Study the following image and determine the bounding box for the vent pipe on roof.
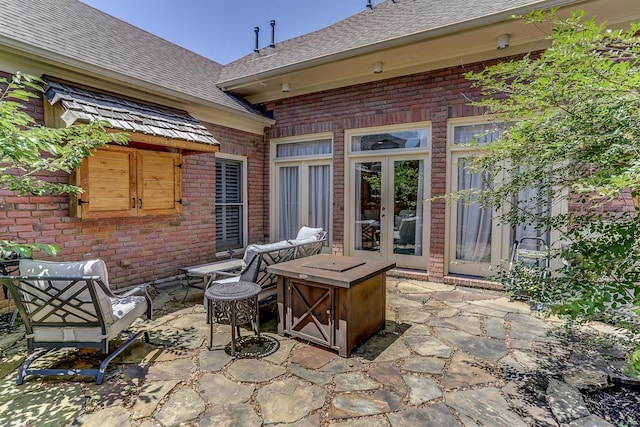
[253,26,261,58]
[366,0,372,9]
[269,20,276,49]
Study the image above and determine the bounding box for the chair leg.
[17,348,53,385]
[96,331,143,384]
[16,331,144,385]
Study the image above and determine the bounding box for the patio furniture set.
[0,226,395,385]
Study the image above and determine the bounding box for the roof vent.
[366,0,372,9]
[252,26,261,58]
[269,20,276,49]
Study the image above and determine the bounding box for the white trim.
[344,123,431,269]
[346,122,432,156]
[445,116,568,277]
[215,153,248,250]
[269,133,334,246]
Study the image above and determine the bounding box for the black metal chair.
[1,259,152,384]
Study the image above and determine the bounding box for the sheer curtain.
[278,166,299,240]
[275,139,332,241]
[452,123,506,263]
[456,159,492,262]
[308,165,330,244]
[414,160,424,256]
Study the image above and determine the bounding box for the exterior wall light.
[281,82,290,92]
[373,61,383,74]
[497,34,510,50]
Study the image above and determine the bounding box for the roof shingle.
[0,0,262,117]
[45,81,220,146]
[219,0,569,84]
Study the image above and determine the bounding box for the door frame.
[344,123,431,269]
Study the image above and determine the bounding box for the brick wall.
[263,61,491,279]
[0,73,266,311]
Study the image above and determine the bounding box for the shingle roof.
[45,82,220,146]
[0,0,262,117]
[219,0,569,84]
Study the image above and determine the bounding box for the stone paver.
[441,352,500,390]
[75,406,131,427]
[256,377,326,424]
[0,277,632,426]
[132,380,180,419]
[331,390,403,418]
[387,403,461,427]
[198,372,254,404]
[435,327,508,363]
[446,388,528,427]
[403,374,442,405]
[154,388,206,426]
[334,372,381,392]
[199,404,262,427]
[226,358,286,382]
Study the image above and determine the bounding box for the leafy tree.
[0,72,128,257]
[460,10,640,327]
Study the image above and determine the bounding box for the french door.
[349,155,428,269]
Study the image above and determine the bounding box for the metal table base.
[205,281,261,357]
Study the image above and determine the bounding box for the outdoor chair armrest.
[103,282,153,320]
[209,270,241,278]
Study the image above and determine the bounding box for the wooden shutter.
[76,146,137,218]
[137,150,182,216]
[71,146,182,218]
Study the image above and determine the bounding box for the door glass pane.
[278,166,300,240]
[393,160,423,256]
[511,185,551,251]
[455,158,492,262]
[351,130,428,152]
[308,165,330,245]
[354,162,381,252]
[276,139,332,158]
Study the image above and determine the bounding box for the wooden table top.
[267,254,395,288]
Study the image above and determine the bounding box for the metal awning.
[44,81,219,148]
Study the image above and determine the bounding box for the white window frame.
[445,116,565,277]
[215,153,247,255]
[270,133,333,245]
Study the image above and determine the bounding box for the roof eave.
[217,0,583,90]
[0,35,274,127]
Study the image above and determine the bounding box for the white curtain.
[278,166,299,240]
[354,163,364,249]
[456,159,492,262]
[414,160,424,256]
[453,123,506,263]
[308,165,330,244]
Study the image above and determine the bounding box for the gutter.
[218,0,585,89]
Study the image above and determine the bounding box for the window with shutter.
[215,158,244,251]
[72,145,182,218]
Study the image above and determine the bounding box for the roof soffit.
[220,0,639,103]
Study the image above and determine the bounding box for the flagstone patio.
[0,277,629,426]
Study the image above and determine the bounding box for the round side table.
[204,281,261,357]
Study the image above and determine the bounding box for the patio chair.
[1,259,152,385]
[207,227,327,305]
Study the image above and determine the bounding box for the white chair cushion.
[241,240,293,281]
[295,226,323,240]
[19,259,115,323]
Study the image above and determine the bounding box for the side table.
[204,281,261,357]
